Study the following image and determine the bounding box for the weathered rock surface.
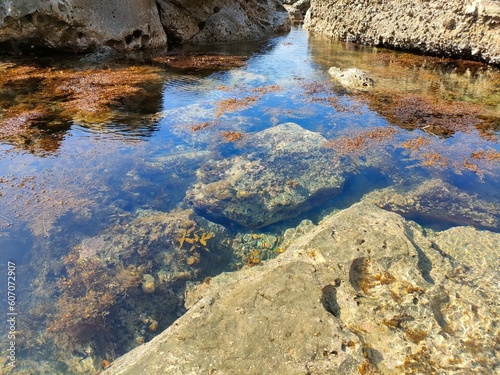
[328,67,374,90]
[185,122,344,228]
[362,178,500,230]
[103,202,500,374]
[283,0,310,21]
[0,0,167,52]
[156,0,291,44]
[304,0,500,64]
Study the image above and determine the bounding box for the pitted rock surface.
[328,67,374,90]
[305,0,500,64]
[103,202,500,374]
[156,0,291,44]
[0,0,167,52]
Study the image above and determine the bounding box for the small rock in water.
[328,67,374,90]
[142,274,156,294]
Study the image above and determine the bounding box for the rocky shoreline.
[0,0,290,52]
[2,1,499,65]
[304,0,500,65]
[102,202,500,374]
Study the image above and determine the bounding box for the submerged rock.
[156,0,291,44]
[328,67,374,90]
[283,0,310,22]
[103,202,500,374]
[0,0,167,52]
[185,122,344,228]
[362,178,500,230]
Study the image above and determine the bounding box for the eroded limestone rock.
[185,122,344,228]
[0,0,167,52]
[156,0,291,44]
[283,0,310,21]
[103,202,500,374]
[305,0,500,64]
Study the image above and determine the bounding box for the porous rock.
[0,0,167,52]
[103,202,500,374]
[304,0,500,64]
[185,122,344,228]
[328,66,374,90]
[156,0,291,44]
[283,0,310,21]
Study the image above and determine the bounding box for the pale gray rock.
[328,67,374,90]
[304,0,500,64]
[0,0,167,52]
[103,202,500,374]
[185,122,344,228]
[156,0,291,44]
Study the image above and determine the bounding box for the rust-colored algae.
[359,90,498,139]
[152,53,246,71]
[214,96,258,117]
[0,62,162,152]
[327,127,397,156]
[221,130,243,142]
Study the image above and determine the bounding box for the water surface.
[0,26,499,373]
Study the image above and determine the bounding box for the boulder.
[156,0,291,44]
[0,0,167,52]
[328,67,374,90]
[185,122,344,228]
[304,0,500,64]
[102,202,500,374]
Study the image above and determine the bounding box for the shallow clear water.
[0,26,499,373]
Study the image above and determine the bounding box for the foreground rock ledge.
[304,0,500,64]
[103,202,500,374]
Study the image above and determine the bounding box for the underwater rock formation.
[156,0,291,44]
[362,178,500,230]
[304,0,500,64]
[185,122,345,228]
[102,202,500,374]
[0,0,167,52]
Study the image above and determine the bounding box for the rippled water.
[0,26,499,373]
